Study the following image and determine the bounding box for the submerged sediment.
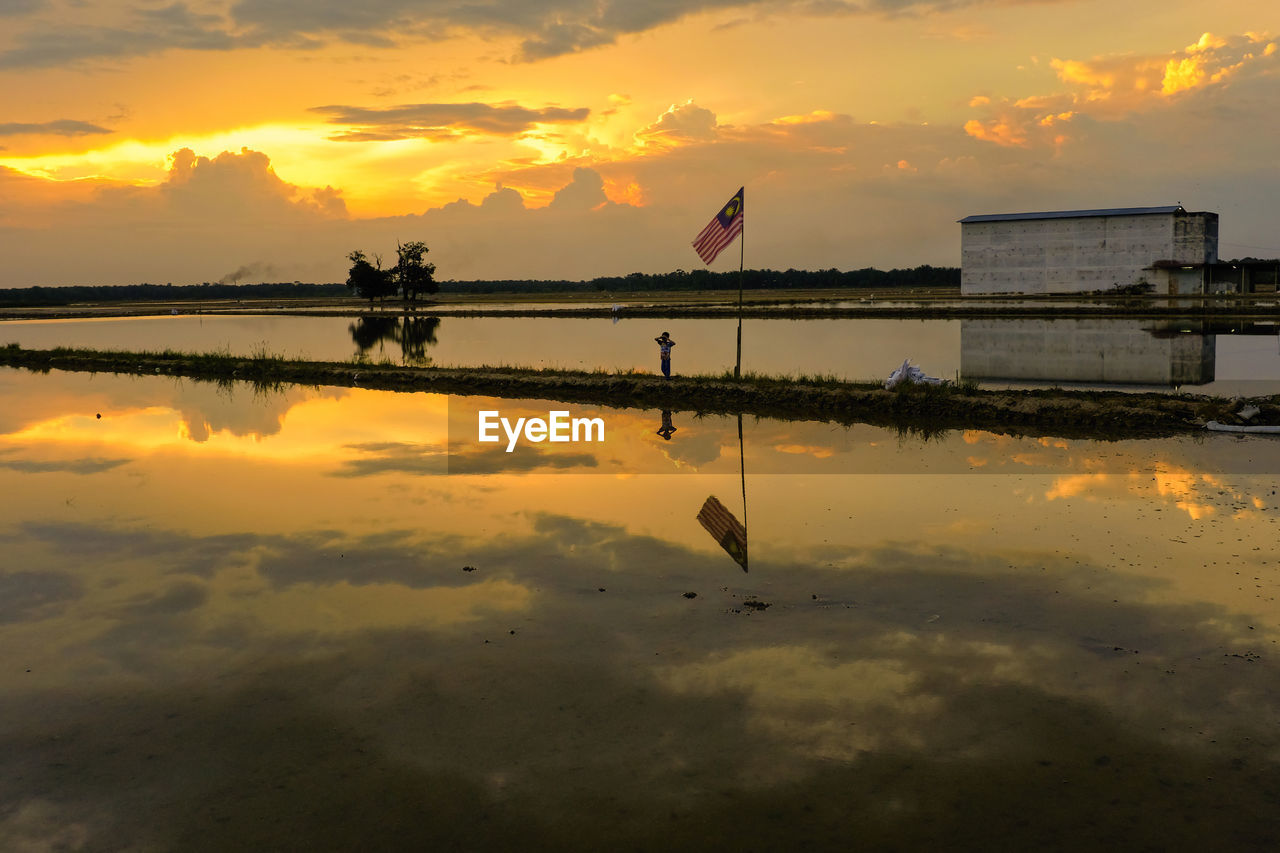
[2,344,1276,439]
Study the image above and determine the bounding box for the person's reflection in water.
[657,410,677,440]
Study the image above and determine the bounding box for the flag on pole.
[691,187,744,265]
[696,495,748,571]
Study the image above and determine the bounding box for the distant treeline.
[0,282,349,307]
[441,266,959,294]
[0,266,958,305]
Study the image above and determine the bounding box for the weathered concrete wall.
[960,212,1217,295]
[960,318,1216,386]
[1173,212,1218,264]
[1162,266,1205,296]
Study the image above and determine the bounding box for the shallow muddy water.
[5,313,1280,394]
[2,367,1279,849]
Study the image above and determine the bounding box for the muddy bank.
[4,303,1280,322]
[3,344,1276,439]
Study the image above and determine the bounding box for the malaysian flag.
[696,495,748,572]
[691,187,744,265]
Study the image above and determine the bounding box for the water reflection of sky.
[3,368,1280,849]
[7,313,1280,394]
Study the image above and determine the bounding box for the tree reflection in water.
[349,315,441,365]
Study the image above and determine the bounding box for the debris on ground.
[884,358,944,390]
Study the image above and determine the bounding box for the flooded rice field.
[2,366,1279,849]
[4,313,1280,395]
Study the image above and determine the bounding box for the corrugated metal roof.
[958,205,1185,224]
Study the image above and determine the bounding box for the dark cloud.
[332,441,449,477]
[244,513,720,589]
[249,527,562,589]
[22,521,263,578]
[5,504,1280,851]
[0,3,244,69]
[228,0,764,60]
[229,0,435,36]
[0,455,131,474]
[0,0,46,16]
[0,570,82,624]
[0,120,112,137]
[310,102,591,142]
[0,0,1016,68]
[449,445,600,474]
[117,579,208,618]
[507,0,993,59]
[331,440,600,476]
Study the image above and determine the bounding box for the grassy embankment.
[3,343,1273,439]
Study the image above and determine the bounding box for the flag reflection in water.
[696,495,748,572]
[696,411,748,571]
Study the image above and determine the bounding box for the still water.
[2,367,1279,849]
[6,313,1280,393]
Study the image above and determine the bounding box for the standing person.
[654,331,676,378]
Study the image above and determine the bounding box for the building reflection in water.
[960,318,1216,387]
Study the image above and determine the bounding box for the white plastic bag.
[884,358,943,389]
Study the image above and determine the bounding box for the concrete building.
[959,206,1218,295]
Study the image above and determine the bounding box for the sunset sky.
[1,0,1277,286]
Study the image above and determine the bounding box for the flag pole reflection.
[696,413,748,572]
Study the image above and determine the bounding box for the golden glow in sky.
[1,1,1278,284]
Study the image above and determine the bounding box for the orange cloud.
[634,101,719,150]
[603,178,647,206]
[772,443,837,458]
[962,117,1028,148]
[0,147,345,230]
[772,110,840,126]
[966,31,1278,150]
[1037,464,1268,522]
[1048,32,1271,108]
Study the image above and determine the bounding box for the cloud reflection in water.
[3,369,1280,848]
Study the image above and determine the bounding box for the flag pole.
[735,201,744,379]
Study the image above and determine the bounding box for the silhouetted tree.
[346,250,395,302]
[394,241,437,303]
